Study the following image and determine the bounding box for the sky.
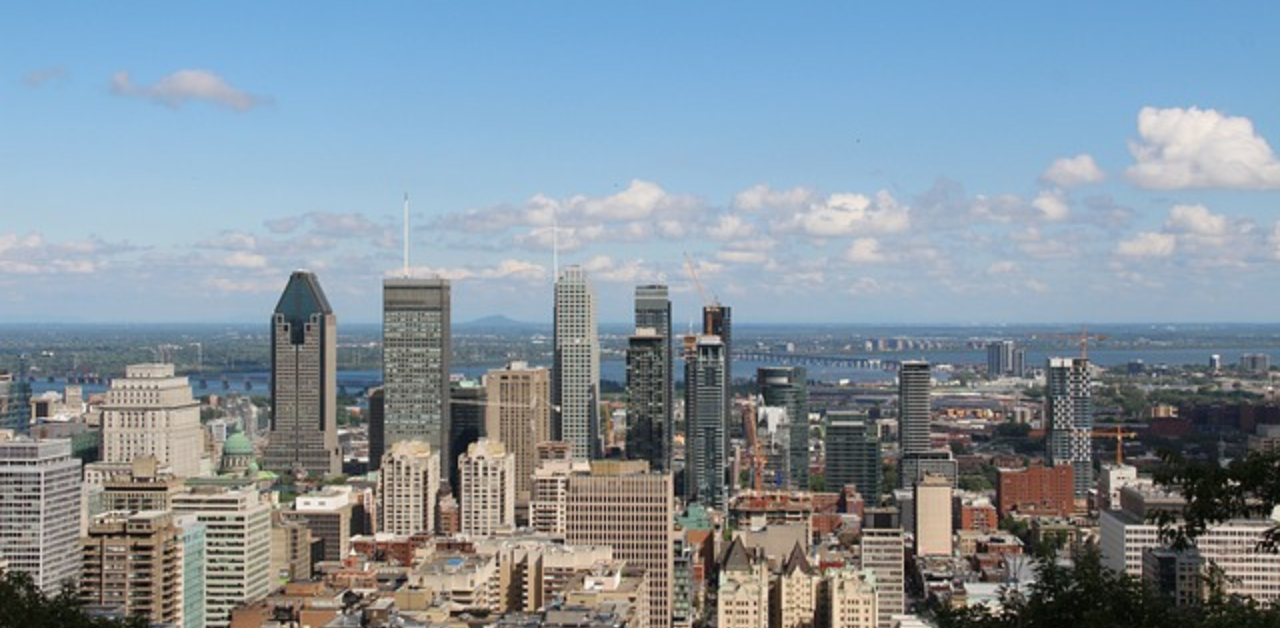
[2,3,1279,325]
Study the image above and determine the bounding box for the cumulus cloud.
[707,214,756,241]
[1116,232,1177,258]
[1031,190,1070,222]
[110,69,267,111]
[1126,106,1280,189]
[1041,154,1105,187]
[1165,204,1229,237]
[844,238,887,264]
[23,66,68,88]
[784,190,910,237]
[220,251,269,269]
[732,184,814,212]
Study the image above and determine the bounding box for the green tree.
[0,570,149,628]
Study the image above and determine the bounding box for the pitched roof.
[721,536,755,572]
[782,541,812,576]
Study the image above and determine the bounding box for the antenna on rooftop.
[552,204,560,282]
[403,193,410,278]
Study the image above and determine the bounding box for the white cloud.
[787,190,910,237]
[1165,204,1228,236]
[110,69,267,111]
[844,238,887,263]
[1126,106,1280,189]
[987,261,1020,274]
[1116,232,1177,258]
[1041,154,1105,187]
[715,250,771,265]
[1031,190,1070,222]
[220,251,268,268]
[707,214,756,241]
[732,184,814,212]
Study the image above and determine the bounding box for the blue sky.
[2,3,1279,324]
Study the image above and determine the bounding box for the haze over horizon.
[3,4,1279,325]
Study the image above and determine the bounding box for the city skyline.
[3,4,1280,324]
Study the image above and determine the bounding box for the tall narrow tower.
[553,266,600,460]
[1046,357,1093,498]
[702,304,734,438]
[758,366,809,490]
[897,360,934,488]
[628,284,672,472]
[684,334,727,510]
[381,277,451,478]
[264,271,341,478]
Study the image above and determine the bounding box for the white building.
[460,438,515,537]
[171,487,272,628]
[1098,463,1143,511]
[379,439,440,536]
[860,528,905,628]
[100,363,205,478]
[0,437,82,593]
[553,266,601,460]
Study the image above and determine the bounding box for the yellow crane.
[1091,427,1138,465]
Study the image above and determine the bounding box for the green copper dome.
[224,432,254,456]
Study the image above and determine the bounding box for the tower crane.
[1039,327,1110,360]
[1090,427,1138,465]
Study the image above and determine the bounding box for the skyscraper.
[381,278,451,478]
[171,487,271,628]
[378,440,440,535]
[449,380,486,496]
[0,368,31,434]
[824,411,881,499]
[0,437,81,593]
[684,334,727,510]
[632,284,672,464]
[80,510,190,626]
[758,366,809,490]
[485,362,551,505]
[459,438,515,537]
[263,271,341,478]
[1046,357,1093,498]
[986,340,1016,377]
[553,266,600,460]
[897,360,938,488]
[703,304,734,438]
[100,363,204,478]
[627,330,670,472]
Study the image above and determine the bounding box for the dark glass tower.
[824,411,881,499]
[382,278,451,478]
[628,285,672,472]
[702,305,733,439]
[264,271,341,478]
[758,366,809,490]
[684,335,726,510]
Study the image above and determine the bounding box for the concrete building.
[378,439,440,536]
[996,464,1075,518]
[684,335,727,509]
[460,438,516,537]
[269,514,312,584]
[1098,463,1140,511]
[0,437,82,593]
[824,411,880,499]
[1045,357,1093,498]
[284,487,354,563]
[263,271,342,478]
[758,366,810,491]
[631,284,673,472]
[859,528,905,628]
[914,473,953,557]
[828,566,880,628]
[100,363,204,478]
[531,458,590,538]
[566,460,674,628]
[171,487,272,628]
[553,266,601,460]
[97,455,185,514]
[381,277,451,478]
[81,510,187,626]
[718,537,769,628]
[485,362,552,505]
[774,543,817,628]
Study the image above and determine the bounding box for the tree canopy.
[0,571,149,628]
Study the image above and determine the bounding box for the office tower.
[1045,357,1093,498]
[530,458,589,538]
[0,437,81,593]
[0,369,32,434]
[566,461,674,628]
[827,566,880,628]
[897,360,935,489]
[684,335,727,510]
[378,439,440,535]
[824,411,881,499]
[176,515,206,628]
[702,304,734,438]
[382,277,451,478]
[367,387,385,471]
[81,510,187,626]
[914,473,953,557]
[717,538,769,628]
[450,380,486,495]
[99,456,185,513]
[1012,347,1026,378]
[100,363,204,478]
[485,362,551,504]
[627,330,671,471]
[553,266,601,459]
[284,488,354,563]
[459,438,515,537]
[758,366,810,490]
[171,487,271,628]
[263,271,341,478]
[986,340,1016,377]
[859,528,904,628]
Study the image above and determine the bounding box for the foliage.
[1153,448,1280,552]
[994,421,1031,439]
[0,570,149,628]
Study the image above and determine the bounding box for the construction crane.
[683,252,718,308]
[1091,427,1138,465]
[742,398,767,493]
[1039,327,1111,360]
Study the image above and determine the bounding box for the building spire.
[403,193,410,278]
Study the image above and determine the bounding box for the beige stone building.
[717,537,770,628]
[100,363,204,478]
[530,458,590,538]
[828,566,880,628]
[859,528,905,628]
[460,438,515,537]
[485,362,551,506]
[378,439,440,535]
[774,544,817,628]
[81,510,184,625]
[914,473,953,557]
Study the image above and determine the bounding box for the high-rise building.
[381,277,451,478]
[985,340,1016,377]
[263,271,341,478]
[684,335,727,510]
[627,330,671,472]
[859,528,904,628]
[284,488,354,563]
[0,370,32,434]
[100,363,204,478]
[0,437,81,593]
[175,515,206,628]
[80,510,187,626]
[565,461,673,628]
[449,380,486,495]
[553,266,601,460]
[1045,357,1093,498]
[897,360,935,489]
[171,487,271,628]
[914,473,953,557]
[378,439,440,535]
[459,438,515,537]
[824,411,881,499]
[703,305,734,438]
[759,366,810,490]
[366,387,385,471]
[485,362,551,504]
[530,458,589,538]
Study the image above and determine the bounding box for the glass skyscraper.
[382,277,451,477]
